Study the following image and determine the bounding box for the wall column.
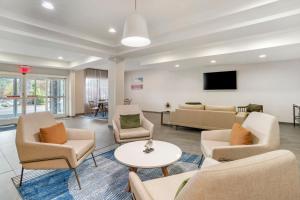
[68,71,76,117]
[108,57,125,125]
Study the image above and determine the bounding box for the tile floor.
[0,113,299,200]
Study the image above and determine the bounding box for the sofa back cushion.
[175,150,300,200]
[40,122,67,144]
[205,105,236,112]
[179,104,205,110]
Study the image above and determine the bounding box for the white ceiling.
[0,0,299,70]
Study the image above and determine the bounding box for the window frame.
[0,71,68,121]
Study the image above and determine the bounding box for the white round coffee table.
[115,140,182,177]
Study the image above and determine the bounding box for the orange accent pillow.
[40,122,67,144]
[230,123,253,145]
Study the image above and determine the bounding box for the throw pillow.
[230,123,253,145]
[120,114,140,129]
[175,178,189,198]
[40,122,67,144]
[247,104,263,112]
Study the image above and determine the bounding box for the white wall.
[108,61,125,125]
[125,60,300,123]
[0,63,70,76]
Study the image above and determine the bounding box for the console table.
[293,104,300,127]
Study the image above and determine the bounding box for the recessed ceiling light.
[42,1,54,10]
[259,54,267,58]
[58,56,63,60]
[108,27,117,33]
[210,60,216,64]
[175,64,180,68]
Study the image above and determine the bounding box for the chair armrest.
[21,142,77,168]
[212,144,270,161]
[112,119,121,143]
[141,117,154,138]
[201,158,220,169]
[66,128,95,140]
[129,172,153,200]
[201,129,231,142]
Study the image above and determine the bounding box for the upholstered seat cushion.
[201,140,230,157]
[143,170,197,200]
[119,127,150,139]
[64,140,94,159]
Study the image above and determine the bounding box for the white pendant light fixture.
[121,0,151,47]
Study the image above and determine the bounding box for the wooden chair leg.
[91,153,97,167]
[19,167,24,187]
[73,168,81,190]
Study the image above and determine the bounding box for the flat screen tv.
[203,71,237,90]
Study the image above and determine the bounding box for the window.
[26,79,47,113]
[0,75,66,119]
[0,77,21,118]
[85,69,108,105]
[48,79,65,114]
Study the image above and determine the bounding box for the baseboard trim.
[142,110,161,113]
[279,122,298,125]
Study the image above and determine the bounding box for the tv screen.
[203,71,237,90]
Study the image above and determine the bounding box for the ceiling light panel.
[42,1,55,10]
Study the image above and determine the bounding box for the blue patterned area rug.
[0,124,16,132]
[12,148,201,200]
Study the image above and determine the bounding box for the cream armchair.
[16,112,97,189]
[200,112,280,163]
[129,150,300,200]
[112,105,154,143]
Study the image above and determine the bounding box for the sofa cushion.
[39,122,67,144]
[120,114,140,129]
[205,105,236,112]
[119,127,150,139]
[64,140,94,159]
[179,104,205,110]
[143,170,197,200]
[230,123,253,145]
[201,140,230,157]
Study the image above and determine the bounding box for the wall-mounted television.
[203,71,237,90]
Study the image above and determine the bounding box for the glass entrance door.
[0,75,66,119]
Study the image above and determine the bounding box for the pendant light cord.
[135,0,137,11]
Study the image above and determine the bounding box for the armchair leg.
[198,154,204,168]
[73,168,81,190]
[91,153,97,167]
[19,167,24,187]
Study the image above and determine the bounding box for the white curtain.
[85,68,108,111]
